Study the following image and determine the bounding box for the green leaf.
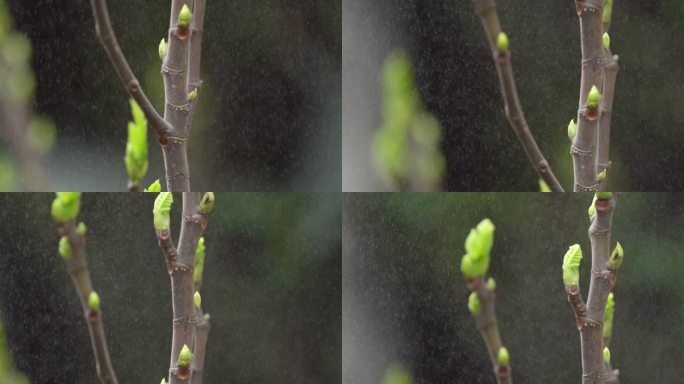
[200,192,215,214]
[153,192,173,232]
[125,99,149,183]
[144,179,162,192]
[609,242,624,269]
[539,179,551,192]
[562,244,582,287]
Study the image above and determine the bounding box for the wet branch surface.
[565,195,618,384]
[57,221,119,384]
[467,277,512,384]
[89,0,207,191]
[471,0,564,192]
[156,193,207,384]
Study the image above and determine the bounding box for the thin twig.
[186,0,207,133]
[88,0,170,137]
[467,277,512,384]
[471,0,564,192]
[597,3,619,191]
[191,309,210,384]
[571,0,606,191]
[57,221,119,384]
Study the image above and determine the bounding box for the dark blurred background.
[0,193,341,384]
[5,0,340,191]
[343,193,684,383]
[343,0,684,191]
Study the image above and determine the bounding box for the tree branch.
[186,0,207,132]
[470,0,564,192]
[467,277,512,384]
[88,0,170,137]
[597,2,619,191]
[57,220,119,384]
[571,0,606,191]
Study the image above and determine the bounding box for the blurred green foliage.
[382,364,413,384]
[374,51,445,191]
[0,319,29,384]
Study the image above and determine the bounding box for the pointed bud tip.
[158,38,168,60]
[567,119,577,142]
[194,291,202,309]
[603,347,611,364]
[178,344,193,367]
[603,32,610,50]
[587,85,602,109]
[178,4,193,28]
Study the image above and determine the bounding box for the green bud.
[194,237,205,284]
[597,169,607,182]
[178,4,192,28]
[58,236,71,260]
[497,347,510,366]
[188,88,198,101]
[204,313,211,322]
[461,219,495,278]
[486,277,496,291]
[539,179,551,193]
[612,54,619,62]
[603,347,611,364]
[199,192,215,214]
[596,192,612,200]
[125,99,149,183]
[609,242,624,269]
[496,32,509,53]
[562,244,582,287]
[467,291,480,316]
[587,85,602,109]
[153,192,174,232]
[88,291,101,311]
[160,379,168,384]
[604,292,615,339]
[194,291,202,309]
[144,179,161,192]
[51,192,81,223]
[603,32,610,50]
[567,119,577,142]
[158,38,168,60]
[588,195,597,220]
[76,222,87,236]
[178,344,192,367]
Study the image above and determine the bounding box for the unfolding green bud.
[603,32,610,50]
[539,179,551,192]
[88,291,101,311]
[178,4,192,28]
[467,291,480,315]
[486,277,496,291]
[604,292,615,339]
[188,88,198,101]
[144,179,161,192]
[194,291,202,309]
[562,244,582,287]
[199,192,215,214]
[158,38,168,60]
[609,242,624,269]
[461,219,495,278]
[603,347,611,364]
[125,99,149,183]
[587,85,602,109]
[58,236,71,260]
[194,237,205,284]
[51,192,81,223]
[153,192,174,232]
[588,195,597,220]
[76,222,87,236]
[597,169,607,182]
[496,32,509,53]
[178,344,192,367]
[596,192,612,200]
[567,119,577,142]
[497,347,510,367]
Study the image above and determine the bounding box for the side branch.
[471,0,564,192]
[597,57,619,191]
[89,0,170,136]
[58,221,119,384]
[467,277,512,384]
